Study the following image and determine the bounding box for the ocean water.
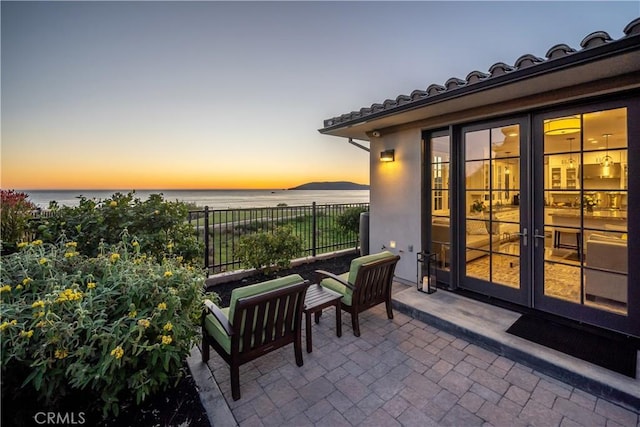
[22,189,370,210]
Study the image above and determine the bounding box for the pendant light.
[567,137,575,166]
[600,133,613,177]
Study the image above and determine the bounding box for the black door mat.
[506,314,638,378]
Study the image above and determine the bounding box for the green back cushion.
[228,274,304,324]
[347,251,396,284]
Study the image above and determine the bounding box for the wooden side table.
[303,284,342,353]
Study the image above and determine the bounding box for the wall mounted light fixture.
[380,149,395,162]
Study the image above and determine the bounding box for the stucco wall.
[369,128,422,283]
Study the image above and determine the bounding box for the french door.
[458,118,531,306]
[449,101,637,336]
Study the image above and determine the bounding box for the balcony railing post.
[312,202,317,257]
[204,206,210,272]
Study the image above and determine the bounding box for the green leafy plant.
[30,192,203,265]
[235,226,303,273]
[0,236,217,418]
[1,190,37,252]
[336,206,368,235]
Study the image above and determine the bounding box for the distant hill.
[288,181,369,191]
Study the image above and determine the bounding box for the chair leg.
[294,337,304,367]
[230,363,241,401]
[385,300,394,320]
[201,337,210,362]
[352,313,361,337]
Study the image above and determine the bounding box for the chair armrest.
[315,270,355,291]
[204,299,234,336]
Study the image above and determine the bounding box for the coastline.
[22,189,370,210]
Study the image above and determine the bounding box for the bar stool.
[553,228,582,259]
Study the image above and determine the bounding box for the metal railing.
[188,202,369,274]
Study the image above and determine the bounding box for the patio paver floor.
[195,283,640,426]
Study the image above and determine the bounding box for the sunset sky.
[2,1,638,190]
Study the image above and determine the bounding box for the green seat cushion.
[204,307,232,354]
[228,274,304,324]
[347,251,396,285]
[320,272,352,306]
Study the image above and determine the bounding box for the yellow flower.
[132,241,140,247]
[39,257,48,265]
[0,322,10,331]
[22,277,32,286]
[176,256,184,263]
[55,288,83,303]
[20,330,34,338]
[110,346,124,359]
[34,311,45,318]
[138,319,150,328]
[110,201,118,207]
[64,251,76,258]
[128,310,137,318]
[32,240,43,246]
[86,282,96,289]
[32,300,46,309]
[10,320,17,325]
[166,242,174,250]
[15,284,23,291]
[17,242,28,248]
[161,335,172,345]
[164,271,173,278]
[163,322,173,332]
[36,321,47,328]
[110,253,120,263]
[157,302,167,311]
[0,285,11,293]
[65,242,78,248]
[54,349,68,359]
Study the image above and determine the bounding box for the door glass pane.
[431,135,450,271]
[542,108,628,315]
[464,124,521,289]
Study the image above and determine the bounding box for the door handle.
[516,227,528,247]
[533,229,545,248]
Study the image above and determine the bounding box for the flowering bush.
[30,191,202,265]
[1,190,37,252]
[0,236,218,417]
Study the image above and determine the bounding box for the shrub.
[30,192,203,265]
[336,206,368,235]
[0,236,217,418]
[235,226,303,273]
[1,190,37,252]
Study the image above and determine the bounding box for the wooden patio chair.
[316,251,400,337]
[201,274,310,400]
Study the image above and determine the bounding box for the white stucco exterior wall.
[369,128,423,283]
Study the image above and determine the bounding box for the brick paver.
[204,304,640,426]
